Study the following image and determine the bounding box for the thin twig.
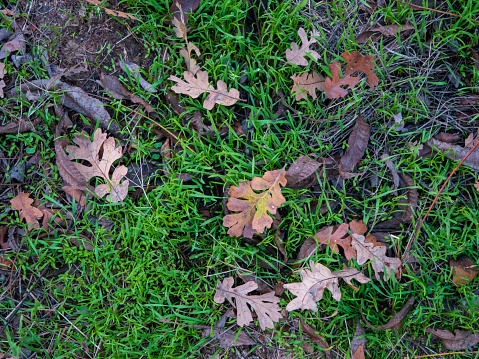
[414,351,478,358]
[395,0,479,24]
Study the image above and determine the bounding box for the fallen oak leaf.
[180,42,201,75]
[290,72,325,101]
[426,328,479,350]
[315,223,356,261]
[339,115,370,178]
[214,277,282,330]
[223,169,287,238]
[427,136,479,171]
[284,261,370,312]
[356,23,414,44]
[361,296,415,330]
[65,128,129,203]
[169,0,201,24]
[203,327,256,348]
[285,155,327,189]
[84,0,138,19]
[449,255,478,287]
[119,61,157,93]
[0,116,41,134]
[350,318,366,359]
[286,27,320,66]
[324,51,378,99]
[300,319,331,358]
[10,192,43,231]
[169,70,240,110]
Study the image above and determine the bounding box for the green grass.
[1,0,479,358]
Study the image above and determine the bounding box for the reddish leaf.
[315,223,356,260]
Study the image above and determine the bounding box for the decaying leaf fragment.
[169,70,240,110]
[286,28,320,66]
[290,72,325,101]
[427,328,479,350]
[339,115,370,178]
[427,136,479,171]
[223,169,287,238]
[350,319,366,359]
[214,277,282,330]
[356,23,414,44]
[324,51,379,99]
[300,319,331,357]
[361,296,415,331]
[180,42,201,75]
[284,261,370,312]
[315,223,356,260]
[65,128,129,203]
[450,255,478,287]
[10,192,43,231]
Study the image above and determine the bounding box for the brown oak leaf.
[223,169,287,238]
[351,233,401,280]
[356,23,414,44]
[324,51,379,99]
[169,70,240,110]
[65,128,129,203]
[427,328,479,350]
[214,277,282,330]
[290,72,325,100]
[286,28,320,66]
[180,42,201,75]
[284,261,370,312]
[315,223,356,260]
[339,115,370,178]
[10,192,43,231]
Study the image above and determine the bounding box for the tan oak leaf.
[286,28,320,66]
[351,233,401,280]
[10,192,43,231]
[214,277,282,330]
[168,70,240,110]
[291,72,325,101]
[65,128,129,203]
[284,261,370,312]
[180,42,201,75]
[223,169,287,238]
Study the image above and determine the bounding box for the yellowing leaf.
[286,28,320,66]
[284,261,370,312]
[214,277,282,330]
[223,169,287,238]
[290,72,325,101]
[169,70,240,110]
[10,192,43,231]
[65,128,129,203]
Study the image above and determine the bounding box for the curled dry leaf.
[119,61,157,93]
[0,116,41,134]
[449,255,479,287]
[214,277,282,330]
[65,128,129,203]
[290,72,325,101]
[324,51,379,99]
[427,328,479,350]
[285,155,324,189]
[356,23,414,44]
[381,153,400,191]
[180,42,201,75]
[286,28,320,66]
[427,136,479,171]
[350,318,366,359]
[284,261,370,312]
[339,115,370,178]
[361,296,415,331]
[169,70,240,110]
[10,192,43,231]
[300,319,331,358]
[223,169,287,238]
[97,73,156,113]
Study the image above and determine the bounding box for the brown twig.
[414,351,478,358]
[395,0,479,24]
[401,140,479,265]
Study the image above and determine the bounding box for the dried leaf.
[291,72,325,101]
[223,169,287,238]
[119,61,157,93]
[286,28,320,66]
[427,328,479,350]
[10,192,43,231]
[450,255,478,287]
[324,51,379,99]
[351,319,366,359]
[169,0,201,23]
[361,297,415,331]
[351,233,401,280]
[97,73,156,113]
[356,23,414,44]
[8,79,121,134]
[180,42,201,75]
[285,155,323,189]
[300,319,331,357]
[203,327,255,348]
[65,128,129,203]
[284,261,370,312]
[315,223,356,260]
[0,117,41,134]
[214,277,282,330]
[169,70,240,110]
[339,115,370,178]
[104,8,137,20]
[293,236,325,268]
[0,32,26,59]
[427,136,479,171]
[381,153,400,190]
